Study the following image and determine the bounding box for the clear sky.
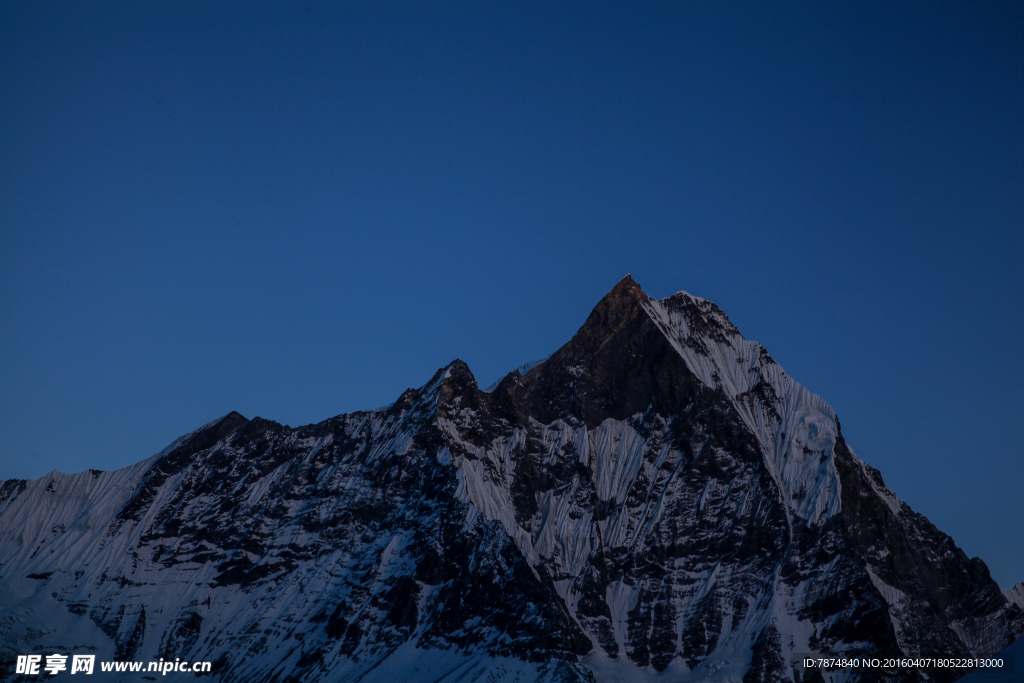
[1,2,1021,587]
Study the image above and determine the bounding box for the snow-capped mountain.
[1,276,1020,682]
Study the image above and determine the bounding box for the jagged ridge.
[1,276,1020,683]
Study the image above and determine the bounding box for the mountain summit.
[2,279,1020,682]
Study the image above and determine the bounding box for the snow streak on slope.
[1005,584,1024,612]
[640,292,844,526]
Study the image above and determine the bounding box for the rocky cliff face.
[1,277,1020,682]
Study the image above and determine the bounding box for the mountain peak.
[569,275,651,346]
[603,273,647,305]
[482,275,704,427]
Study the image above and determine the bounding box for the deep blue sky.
[1,2,1021,587]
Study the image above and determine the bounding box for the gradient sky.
[1,2,1021,588]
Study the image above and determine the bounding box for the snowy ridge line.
[0,455,159,579]
[639,292,844,527]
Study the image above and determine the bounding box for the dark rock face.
[0,276,1019,682]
